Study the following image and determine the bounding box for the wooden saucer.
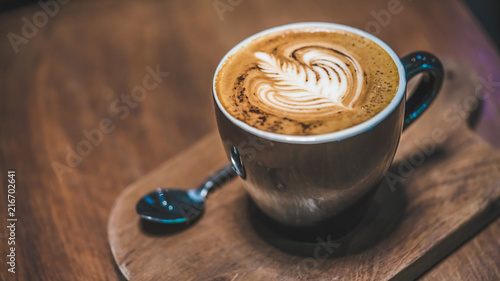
[108,61,500,280]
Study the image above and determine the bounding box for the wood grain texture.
[108,62,500,281]
[421,220,500,281]
[0,0,499,280]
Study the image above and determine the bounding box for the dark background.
[1,0,500,48]
[463,0,500,47]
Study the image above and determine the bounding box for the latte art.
[215,26,399,135]
[253,47,364,115]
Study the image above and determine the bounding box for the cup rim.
[213,22,406,144]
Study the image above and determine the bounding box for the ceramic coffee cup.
[213,22,443,227]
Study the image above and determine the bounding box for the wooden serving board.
[108,61,500,281]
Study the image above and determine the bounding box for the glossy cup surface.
[213,22,406,226]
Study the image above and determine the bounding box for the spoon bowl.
[136,165,236,224]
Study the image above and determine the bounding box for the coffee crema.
[215,26,400,135]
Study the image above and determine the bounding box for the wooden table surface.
[0,0,499,280]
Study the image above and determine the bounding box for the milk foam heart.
[215,26,399,135]
[253,47,363,115]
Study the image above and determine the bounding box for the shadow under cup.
[213,23,443,233]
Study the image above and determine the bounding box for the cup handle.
[401,51,444,130]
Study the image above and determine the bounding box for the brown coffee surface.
[215,26,400,135]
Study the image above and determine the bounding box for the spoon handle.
[198,164,237,197]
